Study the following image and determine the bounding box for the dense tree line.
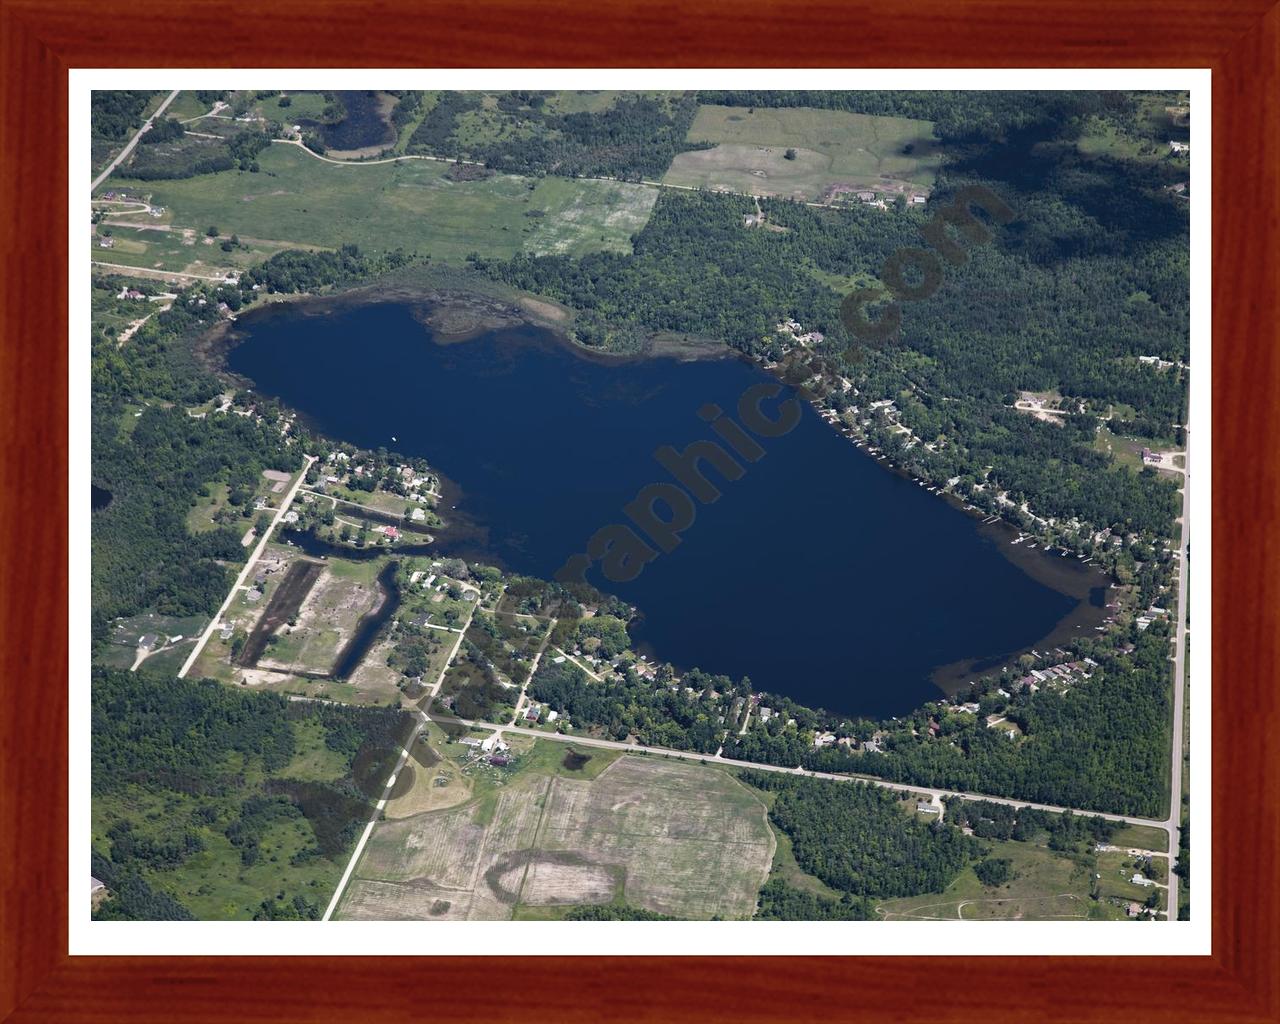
[92,671,297,796]
[744,773,975,897]
[241,244,410,295]
[944,798,1119,851]
[563,903,673,920]
[528,660,733,752]
[754,877,872,920]
[407,91,703,180]
[801,628,1174,818]
[91,91,157,141]
[139,116,187,145]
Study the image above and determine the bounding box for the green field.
[1109,823,1171,853]
[101,143,658,264]
[665,104,943,202]
[877,839,1123,921]
[339,751,774,920]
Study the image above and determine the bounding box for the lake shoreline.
[224,299,1111,720]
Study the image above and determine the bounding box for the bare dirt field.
[339,754,774,921]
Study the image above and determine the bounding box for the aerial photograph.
[88,86,1192,924]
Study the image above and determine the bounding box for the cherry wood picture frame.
[2,1,1277,1020]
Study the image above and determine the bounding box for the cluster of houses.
[775,318,825,348]
[1012,657,1097,693]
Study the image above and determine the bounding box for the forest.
[91,90,157,141]
[800,627,1175,818]
[92,669,408,920]
[743,772,977,898]
[528,659,741,753]
[406,91,704,180]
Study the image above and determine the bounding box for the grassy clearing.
[877,839,1117,921]
[185,481,234,534]
[102,144,657,263]
[666,104,942,201]
[1108,823,1170,853]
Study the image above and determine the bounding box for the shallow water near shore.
[226,299,1107,719]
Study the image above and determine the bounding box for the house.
[813,732,837,748]
[1131,874,1156,887]
[546,710,559,722]
[460,737,483,748]
[856,191,875,202]
[1169,140,1189,154]
[411,507,426,522]
[98,235,115,248]
[918,803,941,815]
[385,527,399,540]
[481,734,499,753]
[909,194,928,205]
[489,755,512,766]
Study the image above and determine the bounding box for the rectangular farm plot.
[340,754,774,921]
[666,104,943,202]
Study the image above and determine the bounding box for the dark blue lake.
[226,300,1105,719]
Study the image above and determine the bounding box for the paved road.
[428,715,1172,831]
[90,89,180,192]
[176,455,315,679]
[321,593,484,921]
[1164,405,1192,916]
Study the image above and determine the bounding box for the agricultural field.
[100,144,658,264]
[339,749,774,921]
[876,838,1125,921]
[665,104,942,202]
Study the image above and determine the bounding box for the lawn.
[666,104,943,202]
[101,143,658,264]
[1108,823,1170,853]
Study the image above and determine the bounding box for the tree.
[784,148,797,160]
[206,225,219,237]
